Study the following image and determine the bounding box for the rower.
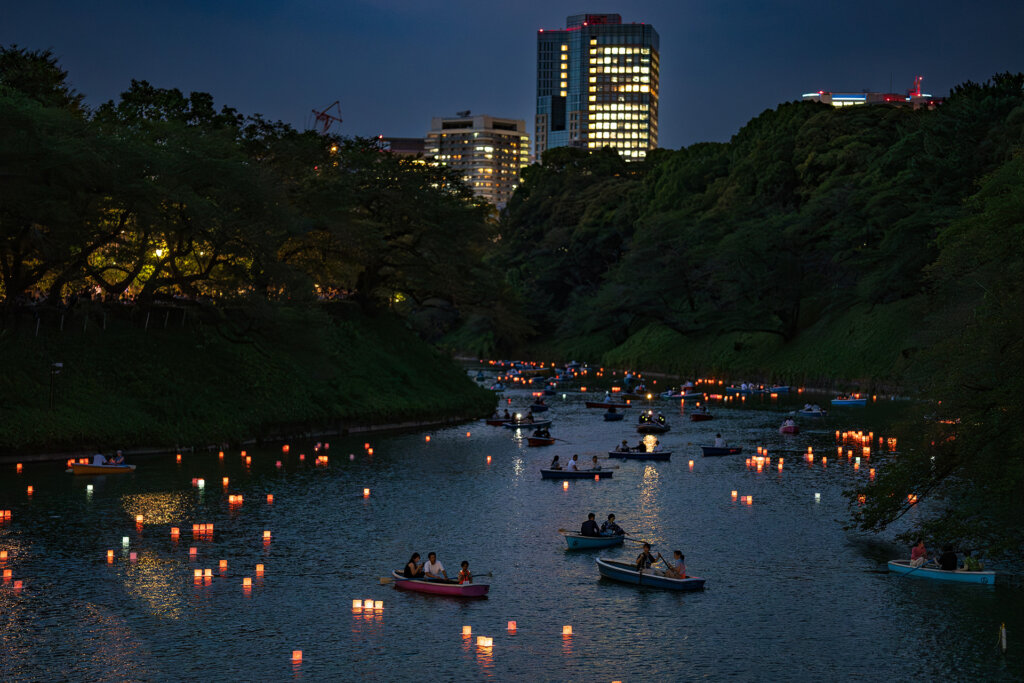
[713,433,727,448]
[567,454,580,471]
[601,514,625,536]
[424,552,448,581]
[92,452,108,466]
[635,543,658,570]
[580,513,600,537]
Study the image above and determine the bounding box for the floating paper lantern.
[267,494,274,504]
[276,461,282,468]
[245,456,252,466]
[425,435,431,443]
[243,577,252,587]
[299,454,305,461]
[219,560,228,571]
[282,445,290,453]
[822,457,827,466]
[731,490,738,500]
[13,580,22,590]
[869,468,875,479]
[374,600,383,610]
[908,494,917,504]
[222,477,229,487]
[462,625,472,636]
[122,536,130,547]
[508,620,517,631]
[815,493,821,502]
[353,599,362,610]
[204,568,212,578]
[87,484,93,492]
[476,636,493,647]
[263,530,271,541]
[291,650,302,661]
[746,496,753,505]
[129,552,137,561]
[594,474,600,481]
[562,481,569,490]
[368,448,374,455]
[106,550,114,562]
[562,625,573,636]
[16,463,22,473]
[364,443,370,450]
[26,486,33,495]
[189,547,197,557]
[256,564,264,575]
[689,460,694,470]
[363,488,370,498]
[466,432,471,438]
[241,450,247,457]
[197,478,205,488]
[363,599,374,609]
[858,494,866,504]
[486,456,492,464]
[194,569,202,579]
[2,569,11,580]
[136,514,143,524]
[349,454,355,460]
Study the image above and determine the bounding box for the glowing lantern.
[462,625,472,636]
[746,496,753,505]
[353,599,362,610]
[0,550,6,561]
[245,456,252,466]
[222,477,229,487]
[425,435,431,443]
[778,462,783,471]
[299,454,305,461]
[13,580,22,590]
[594,474,600,481]
[364,443,370,450]
[731,490,738,500]
[176,454,182,463]
[858,494,866,504]
[16,463,22,473]
[122,536,130,547]
[689,460,694,470]
[562,481,569,490]
[822,457,827,466]
[508,621,517,631]
[197,478,205,488]
[256,564,264,575]
[241,450,247,457]
[291,650,302,662]
[2,569,10,580]
[267,494,274,504]
[363,599,374,609]
[282,445,290,453]
[26,486,33,495]
[276,461,282,468]
[486,456,492,464]
[814,493,821,502]
[136,514,143,524]
[476,636,493,647]
[263,530,271,541]
[374,600,383,610]
[363,488,371,498]
[194,569,202,579]
[129,552,137,561]
[218,451,224,460]
[562,625,573,636]
[220,560,228,571]
[854,462,860,471]
[106,550,114,562]
[908,494,918,504]
[466,432,471,438]
[580,386,587,392]
[869,468,876,480]
[368,448,374,455]
[189,547,197,558]
[243,577,252,587]
[87,484,93,492]
[171,527,180,537]
[349,454,355,460]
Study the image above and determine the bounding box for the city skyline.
[2,1,1022,150]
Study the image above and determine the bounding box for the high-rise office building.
[425,114,530,208]
[536,13,659,161]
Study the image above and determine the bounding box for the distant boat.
[562,532,625,550]
[529,403,549,413]
[887,560,995,585]
[484,418,506,426]
[67,463,136,475]
[779,424,799,435]
[831,397,867,406]
[503,419,551,429]
[796,408,828,418]
[700,446,743,456]
[682,392,706,400]
[541,469,613,479]
[770,385,790,393]
[607,450,671,461]
[527,436,556,447]
[596,558,706,591]
[689,412,714,422]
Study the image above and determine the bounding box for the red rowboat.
[390,571,489,598]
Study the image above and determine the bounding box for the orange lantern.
[243,577,252,587]
[267,494,274,504]
[562,625,573,636]
[171,527,180,537]
[204,568,212,578]
[106,550,114,562]
[291,650,302,662]
[282,445,290,453]
[222,477,229,487]
[220,560,228,571]
[263,530,271,541]
[26,486,33,495]
[16,463,22,473]
[363,488,370,498]
[562,481,569,490]
[731,490,738,500]
[425,435,431,443]
[353,599,363,611]
[176,454,182,463]
[256,564,264,575]
[508,620,517,631]
[486,456,492,464]
[135,514,143,524]
[462,625,472,636]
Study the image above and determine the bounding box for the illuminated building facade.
[536,13,659,161]
[802,76,942,109]
[425,114,530,208]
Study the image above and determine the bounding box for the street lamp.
[49,362,63,410]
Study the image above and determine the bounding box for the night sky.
[3,1,1022,149]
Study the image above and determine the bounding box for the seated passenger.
[404,553,425,578]
[580,513,600,537]
[713,434,726,448]
[601,514,625,536]
[938,544,958,571]
[549,455,562,470]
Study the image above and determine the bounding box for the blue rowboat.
[659,391,684,399]
[770,385,790,393]
[603,411,624,421]
[563,532,625,550]
[700,446,743,456]
[596,558,706,591]
[682,392,706,400]
[607,450,671,461]
[504,419,552,429]
[540,468,613,479]
[831,397,867,406]
[887,560,995,585]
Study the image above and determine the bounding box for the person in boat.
[910,539,929,568]
[714,434,727,448]
[617,440,630,452]
[503,409,512,420]
[525,411,535,424]
[656,413,666,425]
[491,409,500,419]
[812,404,822,412]
[92,451,108,466]
[549,455,562,470]
[938,544,958,571]
[403,553,425,578]
[639,412,650,424]
[963,550,983,571]
[635,438,646,453]
[457,560,473,584]
[606,406,617,415]
[581,513,601,537]
[636,543,658,570]
[533,427,550,439]
[664,550,686,579]
[652,440,662,452]
[567,454,580,471]
[782,418,796,428]
[109,450,125,465]
[601,514,625,536]
[424,552,448,581]
[590,455,601,471]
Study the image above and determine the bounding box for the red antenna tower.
[311,101,343,134]
[911,76,923,97]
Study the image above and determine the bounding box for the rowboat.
[682,392,706,400]
[637,422,670,434]
[831,397,867,406]
[607,450,671,461]
[724,386,754,394]
[529,403,549,413]
[390,571,490,597]
[485,418,506,426]
[886,560,995,585]
[585,401,629,409]
[779,425,799,434]
[770,385,790,393]
[659,391,685,399]
[596,558,706,591]
[603,411,624,421]
[689,412,713,422]
[503,419,552,429]
[527,436,556,447]
[67,463,136,475]
[562,532,625,550]
[700,446,743,456]
[541,468,613,479]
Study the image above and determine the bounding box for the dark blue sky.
[3,1,1022,148]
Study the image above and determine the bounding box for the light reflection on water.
[0,388,1022,681]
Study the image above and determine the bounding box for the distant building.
[536,13,659,161]
[802,76,943,109]
[425,114,530,208]
[379,137,425,157]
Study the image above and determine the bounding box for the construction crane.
[311,101,343,135]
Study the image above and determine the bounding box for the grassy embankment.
[519,297,928,391]
[0,303,494,454]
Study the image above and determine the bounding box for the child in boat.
[457,561,472,584]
